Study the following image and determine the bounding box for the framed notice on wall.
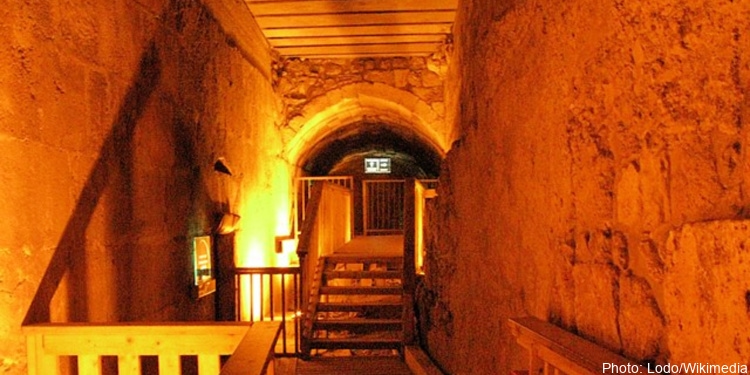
[192,236,216,298]
[365,157,391,174]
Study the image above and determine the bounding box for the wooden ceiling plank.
[269,34,445,47]
[255,11,456,29]
[246,0,458,16]
[263,24,452,38]
[276,42,441,56]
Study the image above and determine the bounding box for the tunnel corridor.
[3,0,750,374]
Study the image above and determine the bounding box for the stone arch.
[282,82,450,171]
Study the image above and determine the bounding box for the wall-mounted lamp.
[216,212,241,235]
[214,158,233,176]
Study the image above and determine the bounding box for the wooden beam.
[288,52,433,59]
[25,323,250,356]
[269,34,446,47]
[508,317,645,375]
[264,24,452,38]
[219,322,281,375]
[246,0,458,16]
[275,43,442,57]
[255,11,456,29]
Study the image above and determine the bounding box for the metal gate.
[362,179,405,236]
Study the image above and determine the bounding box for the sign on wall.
[193,236,216,298]
[365,157,391,174]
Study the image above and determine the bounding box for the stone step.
[294,356,412,375]
[320,286,402,295]
[324,255,404,266]
[316,301,402,313]
[324,270,402,279]
[309,337,402,350]
[313,319,402,332]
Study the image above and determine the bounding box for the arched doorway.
[282,83,450,237]
[299,121,442,235]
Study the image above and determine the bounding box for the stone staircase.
[309,254,404,354]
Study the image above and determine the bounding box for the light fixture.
[214,157,233,176]
[216,212,241,235]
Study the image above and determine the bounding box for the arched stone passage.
[282,83,451,173]
[301,120,443,176]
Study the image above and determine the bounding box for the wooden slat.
[198,355,221,375]
[246,0,458,16]
[159,355,181,375]
[269,34,445,47]
[78,355,102,375]
[264,24,452,39]
[255,11,456,29]
[117,355,141,375]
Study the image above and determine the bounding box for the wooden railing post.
[26,334,59,375]
[403,178,417,346]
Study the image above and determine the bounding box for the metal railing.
[363,179,406,235]
[234,266,301,356]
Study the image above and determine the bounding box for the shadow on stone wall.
[23,40,161,325]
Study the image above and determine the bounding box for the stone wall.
[424,0,750,373]
[0,0,280,373]
[276,55,448,129]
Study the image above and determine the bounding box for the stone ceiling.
[243,0,458,59]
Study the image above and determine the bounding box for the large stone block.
[573,263,621,352]
[618,273,664,360]
[664,220,750,362]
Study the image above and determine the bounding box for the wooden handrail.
[296,181,352,356]
[403,178,435,346]
[508,317,644,375]
[23,321,280,375]
[235,266,301,274]
[402,178,418,345]
[220,322,281,375]
[297,182,323,356]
